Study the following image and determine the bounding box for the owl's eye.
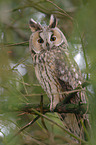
[50,35,56,41]
[37,38,44,43]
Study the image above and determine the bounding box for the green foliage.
[0,0,96,144]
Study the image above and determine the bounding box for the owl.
[29,15,89,140]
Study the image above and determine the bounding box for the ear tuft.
[49,15,57,28]
[29,18,42,32]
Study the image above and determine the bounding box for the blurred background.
[0,0,96,144]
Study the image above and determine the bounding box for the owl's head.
[29,15,68,54]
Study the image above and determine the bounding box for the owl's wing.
[55,47,83,91]
[54,46,87,105]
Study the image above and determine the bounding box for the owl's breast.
[33,50,63,108]
[34,50,57,89]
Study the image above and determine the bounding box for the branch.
[11,116,40,139]
[3,101,87,116]
[46,0,73,20]
[55,103,87,115]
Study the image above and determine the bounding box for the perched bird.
[29,15,89,141]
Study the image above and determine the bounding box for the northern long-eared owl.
[29,15,89,140]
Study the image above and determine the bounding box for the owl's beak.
[46,42,50,51]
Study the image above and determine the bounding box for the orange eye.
[50,35,56,41]
[37,38,44,43]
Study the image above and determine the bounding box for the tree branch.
[3,101,87,116]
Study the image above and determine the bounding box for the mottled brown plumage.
[29,15,89,141]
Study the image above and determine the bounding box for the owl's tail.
[58,112,90,143]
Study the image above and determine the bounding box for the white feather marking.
[30,18,37,24]
[73,68,76,72]
[75,73,78,79]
